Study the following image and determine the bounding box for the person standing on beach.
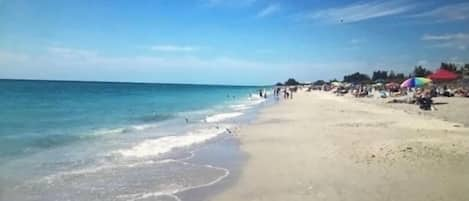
[289,88,294,99]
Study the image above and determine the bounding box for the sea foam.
[115,127,229,158]
[229,104,252,111]
[205,112,244,123]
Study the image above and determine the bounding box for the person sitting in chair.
[418,92,434,111]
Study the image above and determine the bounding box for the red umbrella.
[427,69,459,81]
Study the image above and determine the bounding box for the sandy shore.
[352,95,469,127]
[213,91,469,201]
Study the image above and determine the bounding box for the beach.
[213,90,469,201]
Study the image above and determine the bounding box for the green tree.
[284,78,300,86]
[463,64,469,77]
[329,78,339,83]
[394,73,407,82]
[388,70,396,80]
[371,70,388,81]
[412,66,432,77]
[343,72,371,84]
[313,80,326,85]
[441,62,460,73]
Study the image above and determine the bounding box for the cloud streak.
[306,0,416,24]
[0,47,381,84]
[48,47,97,58]
[257,4,281,18]
[412,2,469,22]
[203,0,256,7]
[422,33,469,50]
[150,45,199,52]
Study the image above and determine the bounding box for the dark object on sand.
[417,96,433,110]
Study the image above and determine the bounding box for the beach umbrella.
[375,79,386,83]
[427,69,459,81]
[400,77,432,88]
[331,82,343,87]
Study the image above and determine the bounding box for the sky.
[1,0,469,85]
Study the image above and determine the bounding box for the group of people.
[351,86,371,97]
[274,87,295,100]
[254,87,297,100]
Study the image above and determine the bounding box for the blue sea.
[0,79,271,201]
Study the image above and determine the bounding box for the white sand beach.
[213,90,469,201]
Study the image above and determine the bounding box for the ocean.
[0,79,272,201]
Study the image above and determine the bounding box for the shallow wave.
[89,128,126,136]
[247,96,266,105]
[89,122,161,137]
[115,127,230,158]
[20,157,229,201]
[229,104,252,111]
[122,160,230,201]
[129,123,160,131]
[205,112,243,123]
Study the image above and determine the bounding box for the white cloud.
[150,45,199,52]
[48,47,98,58]
[422,33,469,50]
[416,59,429,66]
[0,47,383,84]
[412,2,469,22]
[0,47,278,84]
[422,33,469,41]
[0,50,30,63]
[257,4,281,18]
[349,39,365,45]
[349,39,360,45]
[203,0,256,7]
[305,0,416,24]
[1,47,265,70]
[341,39,366,50]
[255,49,274,54]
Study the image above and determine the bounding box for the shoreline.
[0,80,270,201]
[212,90,469,201]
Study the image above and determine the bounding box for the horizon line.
[0,78,273,87]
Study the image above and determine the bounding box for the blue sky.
[1,0,468,85]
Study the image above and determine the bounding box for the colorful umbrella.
[427,69,459,81]
[400,77,432,88]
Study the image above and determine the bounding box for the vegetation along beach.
[1,0,469,201]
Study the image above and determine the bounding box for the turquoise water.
[0,79,270,201]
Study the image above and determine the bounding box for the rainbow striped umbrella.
[400,77,432,88]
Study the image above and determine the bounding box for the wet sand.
[213,90,469,201]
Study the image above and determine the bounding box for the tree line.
[277,62,469,86]
[339,62,469,84]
